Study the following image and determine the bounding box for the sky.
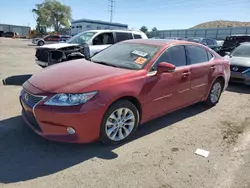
[0,0,249,30]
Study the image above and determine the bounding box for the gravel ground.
[0,38,250,188]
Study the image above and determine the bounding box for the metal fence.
[148,27,250,40]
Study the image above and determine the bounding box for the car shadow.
[0,103,209,183]
[2,74,32,86]
[226,82,250,94]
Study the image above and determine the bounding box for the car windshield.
[91,42,161,70]
[231,44,250,57]
[67,32,96,44]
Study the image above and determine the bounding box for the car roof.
[124,39,199,46]
[85,29,145,34]
[240,42,250,45]
[229,34,250,37]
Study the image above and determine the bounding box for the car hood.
[228,56,250,67]
[39,43,80,50]
[28,59,134,93]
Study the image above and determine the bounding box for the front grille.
[21,90,44,108]
[230,65,250,73]
[22,109,42,132]
[36,49,50,62]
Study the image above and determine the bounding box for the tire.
[100,100,139,145]
[38,41,44,46]
[205,79,223,106]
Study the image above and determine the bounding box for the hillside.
[191,20,250,29]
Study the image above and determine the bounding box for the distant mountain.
[191,20,250,29]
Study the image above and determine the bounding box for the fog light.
[67,127,76,135]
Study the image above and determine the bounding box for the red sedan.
[20,39,230,144]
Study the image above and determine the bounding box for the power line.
[109,0,115,22]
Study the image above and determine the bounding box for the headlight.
[44,91,98,106]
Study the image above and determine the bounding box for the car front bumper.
[20,83,107,143]
[230,71,250,85]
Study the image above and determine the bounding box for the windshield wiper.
[92,61,118,68]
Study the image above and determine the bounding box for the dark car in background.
[2,32,20,38]
[186,37,221,53]
[220,35,250,56]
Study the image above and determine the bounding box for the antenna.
[109,0,115,22]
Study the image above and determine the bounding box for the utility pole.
[109,0,115,22]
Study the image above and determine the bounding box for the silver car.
[225,42,250,85]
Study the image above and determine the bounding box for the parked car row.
[20,35,231,144]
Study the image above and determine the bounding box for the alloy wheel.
[105,108,136,141]
[210,82,222,104]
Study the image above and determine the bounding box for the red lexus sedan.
[20,39,230,144]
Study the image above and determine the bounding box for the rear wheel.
[205,80,223,106]
[100,100,139,144]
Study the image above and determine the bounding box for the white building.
[71,18,128,35]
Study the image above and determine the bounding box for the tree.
[140,26,148,34]
[32,0,72,32]
[152,27,158,32]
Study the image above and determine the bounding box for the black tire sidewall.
[100,100,139,144]
[38,41,44,46]
[206,80,223,106]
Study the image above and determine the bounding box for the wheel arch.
[204,75,225,100]
[108,96,142,123]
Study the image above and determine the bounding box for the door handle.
[210,66,216,70]
[182,72,190,78]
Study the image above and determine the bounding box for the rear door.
[144,45,192,119]
[185,45,214,102]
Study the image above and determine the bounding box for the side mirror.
[157,62,176,74]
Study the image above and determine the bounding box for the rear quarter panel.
[204,57,230,100]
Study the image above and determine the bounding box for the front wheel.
[38,41,44,46]
[205,80,223,106]
[100,100,139,144]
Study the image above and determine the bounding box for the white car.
[35,30,148,67]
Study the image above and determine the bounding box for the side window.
[201,39,207,45]
[212,39,218,45]
[206,39,214,45]
[153,45,186,70]
[185,45,209,65]
[207,51,213,60]
[92,32,114,45]
[115,32,131,42]
[133,34,142,39]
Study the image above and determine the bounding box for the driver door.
[89,32,115,56]
[143,45,192,120]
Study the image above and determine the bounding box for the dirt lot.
[0,38,250,188]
